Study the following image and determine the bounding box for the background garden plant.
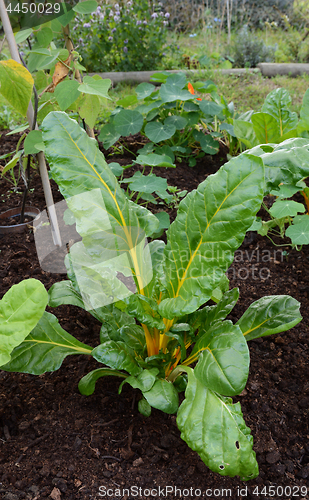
[71,0,169,72]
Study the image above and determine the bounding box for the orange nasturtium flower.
[188,82,202,100]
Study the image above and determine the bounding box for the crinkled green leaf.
[237,295,302,341]
[188,288,239,334]
[42,112,157,306]
[125,294,165,330]
[261,88,298,136]
[138,397,152,416]
[143,379,179,414]
[92,340,142,376]
[177,367,258,480]
[158,154,264,319]
[191,321,249,395]
[251,112,280,144]
[119,368,159,393]
[0,279,48,366]
[233,119,258,149]
[1,312,92,374]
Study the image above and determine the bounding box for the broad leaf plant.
[0,112,302,481]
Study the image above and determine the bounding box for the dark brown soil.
[0,131,309,500]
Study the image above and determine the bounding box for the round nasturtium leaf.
[145,121,176,143]
[113,109,144,136]
[135,82,156,100]
[164,115,188,130]
[285,215,309,245]
[98,123,121,149]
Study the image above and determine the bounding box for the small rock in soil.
[50,487,61,500]
[133,457,143,467]
[3,493,19,500]
[266,450,281,464]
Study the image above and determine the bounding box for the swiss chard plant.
[99,72,237,167]
[0,111,302,481]
[234,87,309,151]
[243,138,309,248]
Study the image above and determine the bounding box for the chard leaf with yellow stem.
[158,154,265,319]
[41,112,159,304]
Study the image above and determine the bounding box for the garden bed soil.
[0,130,309,500]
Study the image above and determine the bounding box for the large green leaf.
[145,121,176,142]
[0,279,48,366]
[78,76,111,100]
[98,123,121,149]
[191,321,249,396]
[160,84,192,103]
[113,109,144,136]
[48,280,88,309]
[177,367,259,480]
[0,312,92,374]
[135,82,155,100]
[233,119,258,150]
[73,0,98,14]
[286,215,309,245]
[0,60,34,116]
[261,88,298,136]
[199,100,224,118]
[245,139,309,193]
[119,368,158,393]
[251,112,280,144]
[158,154,265,319]
[135,153,175,168]
[269,199,305,218]
[143,379,179,414]
[236,295,302,341]
[92,340,142,376]
[24,130,45,154]
[79,94,100,129]
[41,112,158,304]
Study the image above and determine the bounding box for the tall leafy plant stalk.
[0,111,302,481]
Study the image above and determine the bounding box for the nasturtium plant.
[0,112,302,481]
[244,138,309,248]
[99,73,237,164]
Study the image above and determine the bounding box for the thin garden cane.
[0,0,62,247]
[62,23,95,139]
